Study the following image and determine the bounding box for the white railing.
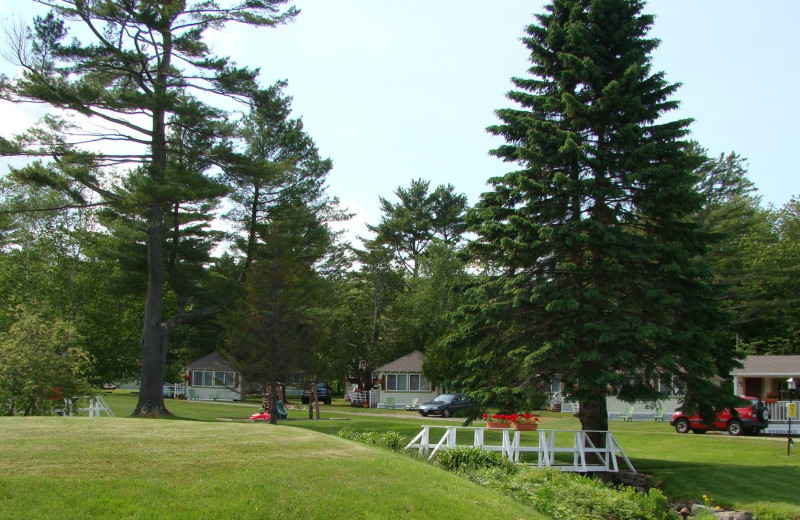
[347,389,379,407]
[405,425,635,473]
[766,401,800,422]
[57,395,115,417]
[560,401,580,414]
[162,383,186,398]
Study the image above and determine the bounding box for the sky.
[1,1,799,241]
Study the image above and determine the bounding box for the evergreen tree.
[453,0,737,433]
[0,1,297,416]
[222,203,328,423]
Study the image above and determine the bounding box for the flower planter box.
[485,422,511,429]
[512,422,538,431]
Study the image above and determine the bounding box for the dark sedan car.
[417,393,469,418]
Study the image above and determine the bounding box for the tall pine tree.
[453,0,739,433]
[0,1,297,416]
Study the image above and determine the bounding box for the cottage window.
[409,374,430,391]
[386,373,429,392]
[386,374,407,391]
[192,369,234,388]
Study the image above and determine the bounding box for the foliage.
[451,0,735,430]
[0,0,299,416]
[467,467,674,520]
[0,311,92,415]
[335,427,409,451]
[368,179,466,279]
[432,446,516,473]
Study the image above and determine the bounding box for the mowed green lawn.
[0,416,541,520]
[3,392,798,518]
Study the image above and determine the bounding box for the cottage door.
[743,378,762,398]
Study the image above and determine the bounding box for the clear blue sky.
[2,1,798,239]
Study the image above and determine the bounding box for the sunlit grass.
[0,416,542,520]
[79,391,800,516]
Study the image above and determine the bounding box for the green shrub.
[468,467,676,520]
[336,428,408,451]
[432,446,517,474]
[0,312,92,416]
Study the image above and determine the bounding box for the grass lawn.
[63,392,800,516]
[0,415,542,520]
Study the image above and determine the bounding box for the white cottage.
[184,351,243,401]
[373,351,441,408]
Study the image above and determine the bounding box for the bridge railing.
[405,425,635,473]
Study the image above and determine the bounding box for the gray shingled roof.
[376,350,425,373]
[731,355,800,376]
[184,351,236,371]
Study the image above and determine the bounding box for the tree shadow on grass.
[635,459,800,511]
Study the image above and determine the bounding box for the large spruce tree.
[454,0,739,432]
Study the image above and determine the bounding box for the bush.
[432,446,517,474]
[0,312,92,416]
[468,467,675,520]
[336,428,408,451]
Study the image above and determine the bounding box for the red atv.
[670,395,769,436]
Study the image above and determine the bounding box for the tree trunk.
[133,202,171,416]
[578,393,609,459]
[269,383,278,425]
[134,84,170,416]
[313,385,320,419]
[308,382,315,419]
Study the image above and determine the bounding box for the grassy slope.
[56,392,800,516]
[0,417,542,520]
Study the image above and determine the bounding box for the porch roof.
[731,355,800,377]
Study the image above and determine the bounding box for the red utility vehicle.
[670,395,769,436]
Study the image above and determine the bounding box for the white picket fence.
[405,425,635,473]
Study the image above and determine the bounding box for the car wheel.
[760,407,770,421]
[442,408,452,418]
[674,418,690,434]
[420,411,428,417]
[325,398,331,405]
[727,419,744,436]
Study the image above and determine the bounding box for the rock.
[713,512,753,520]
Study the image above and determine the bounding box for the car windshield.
[432,394,454,403]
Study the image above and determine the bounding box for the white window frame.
[191,369,235,388]
[386,372,430,392]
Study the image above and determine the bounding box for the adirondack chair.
[386,397,396,409]
[405,398,419,411]
[188,389,199,400]
[275,400,289,420]
[653,403,666,421]
[620,405,635,421]
[210,390,223,401]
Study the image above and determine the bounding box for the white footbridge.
[406,425,635,473]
